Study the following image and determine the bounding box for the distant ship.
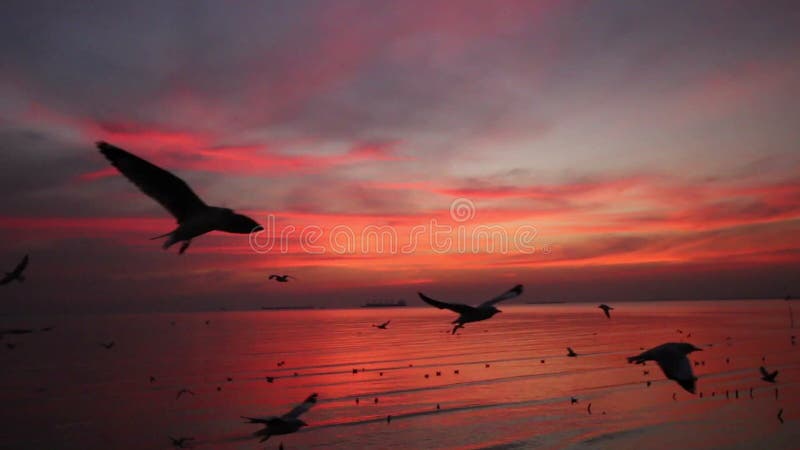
[361,299,407,308]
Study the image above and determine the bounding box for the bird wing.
[241,415,279,425]
[656,353,695,384]
[478,284,524,308]
[418,292,475,315]
[760,366,769,377]
[97,142,207,223]
[382,320,391,327]
[13,255,28,275]
[283,393,318,419]
[0,275,12,285]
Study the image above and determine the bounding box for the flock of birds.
[1,142,796,448]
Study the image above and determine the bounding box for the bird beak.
[496,309,503,313]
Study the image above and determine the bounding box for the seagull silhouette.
[760,366,778,383]
[100,341,115,350]
[0,329,34,340]
[269,275,295,283]
[419,285,523,334]
[176,389,195,400]
[778,408,784,424]
[242,393,318,442]
[1,255,28,285]
[97,142,261,254]
[628,342,702,394]
[168,436,194,448]
[597,304,613,319]
[566,347,578,357]
[372,320,391,330]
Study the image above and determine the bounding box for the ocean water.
[0,300,798,449]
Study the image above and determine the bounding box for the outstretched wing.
[478,284,524,308]
[760,366,769,378]
[656,354,696,393]
[283,393,318,419]
[418,292,475,315]
[13,255,28,275]
[382,320,391,327]
[97,142,207,223]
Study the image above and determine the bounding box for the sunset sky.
[1,1,799,312]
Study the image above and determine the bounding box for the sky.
[1,0,799,313]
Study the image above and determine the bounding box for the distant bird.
[386,415,391,424]
[372,320,391,330]
[168,436,194,448]
[277,361,286,367]
[100,341,115,350]
[419,285,523,334]
[454,369,460,374]
[266,377,275,383]
[643,370,650,375]
[598,304,613,319]
[176,389,195,400]
[587,403,592,415]
[227,377,233,382]
[437,403,441,410]
[566,347,578,357]
[778,408,784,424]
[627,342,702,394]
[243,393,318,442]
[1,255,28,285]
[269,275,295,283]
[760,366,778,383]
[97,142,261,254]
[0,329,34,340]
[150,376,156,383]
[570,397,578,404]
[374,397,379,404]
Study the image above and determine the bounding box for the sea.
[0,300,797,449]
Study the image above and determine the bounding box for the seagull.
[100,341,115,350]
[372,320,391,330]
[1,255,28,285]
[418,285,523,334]
[242,393,318,442]
[777,408,784,424]
[168,436,194,448]
[570,397,578,404]
[176,389,195,400]
[97,142,261,254]
[597,304,613,319]
[0,329,34,340]
[566,347,578,357]
[627,342,702,394]
[269,275,295,283]
[760,366,778,383]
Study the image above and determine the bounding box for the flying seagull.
[100,341,115,350]
[269,275,295,283]
[242,392,318,442]
[97,142,261,254]
[598,304,613,319]
[1,255,28,285]
[372,320,391,330]
[419,285,523,334]
[627,342,702,394]
[566,347,578,357]
[0,329,34,340]
[168,436,194,448]
[176,388,195,400]
[760,366,778,383]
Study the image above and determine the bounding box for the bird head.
[679,343,703,354]
[218,210,263,234]
[490,306,502,315]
